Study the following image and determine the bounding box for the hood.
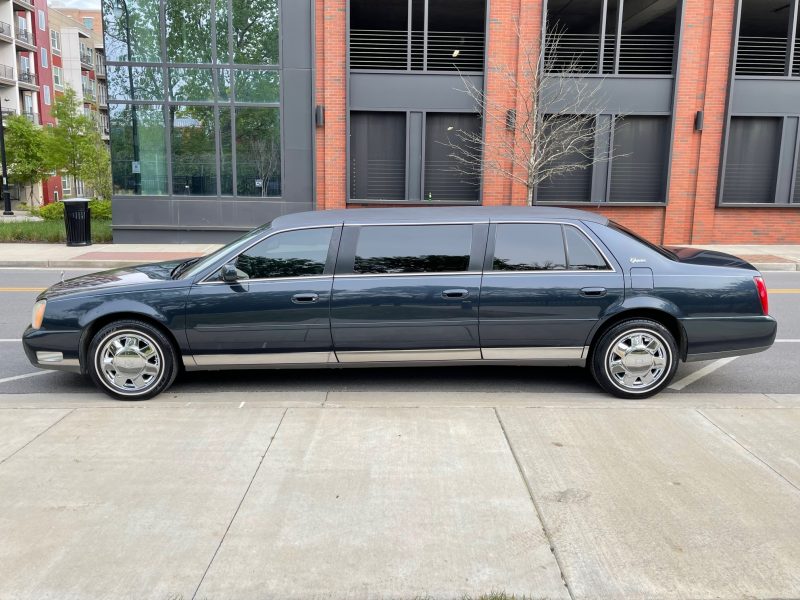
[41,260,187,299]
[664,247,758,271]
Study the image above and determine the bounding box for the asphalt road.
[1,268,798,397]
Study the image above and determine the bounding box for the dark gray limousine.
[23,207,776,399]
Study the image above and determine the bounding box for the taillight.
[754,276,769,315]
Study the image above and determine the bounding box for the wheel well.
[80,313,182,372]
[588,309,687,361]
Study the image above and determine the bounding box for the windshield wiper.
[171,257,200,279]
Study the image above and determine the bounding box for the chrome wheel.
[95,330,164,395]
[604,328,670,393]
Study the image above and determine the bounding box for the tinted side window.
[492,224,566,271]
[234,228,333,279]
[354,225,472,274]
[565,226,609,270]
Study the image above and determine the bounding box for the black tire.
[589,319,679,399]
[87,319,178,400]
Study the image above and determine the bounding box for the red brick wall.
[314,0,800,244]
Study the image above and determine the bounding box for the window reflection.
[236,108,281,196]
[103,0,161,62]
[110,104,168,195]
[233,0,279,64]
[108,65,163,101]
[166,0,212,63]
[168,68,214,101]
[234,69,279,103]
[171,106,217,195]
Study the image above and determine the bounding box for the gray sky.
[50,0,101,9]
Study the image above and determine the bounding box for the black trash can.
[62,198,92,247]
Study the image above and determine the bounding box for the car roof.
[271,206,609,229]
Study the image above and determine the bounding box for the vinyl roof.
[272,206,609,228]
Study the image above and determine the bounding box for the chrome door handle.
[580,287,607,297]
[442,288,470,299]
[292,293,319,304]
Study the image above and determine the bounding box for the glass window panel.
[234,70,279,103]
[236,107,281,197]
[220,107,233,194]
[166,0,212,63]
[536,115,594,202]
[218,69,231,100]
[609,116,669,203]
[108,65,163,101]
[233,228,333,279]
[168,68,214,101]
[103,0,162,62]
[216,0,229,63]
[110,103,168,195]
[350,111,406,201]
[170,106,218,196]
[232,0,279,64]
[492,224,567,271]
[565,226,608,270]
[353,225,472,274]
[722,117,781,204]
[424,113,481,202]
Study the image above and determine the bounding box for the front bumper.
[682,315,777,362]
[22,326,83,373]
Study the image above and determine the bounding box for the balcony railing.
[82,87,96,101]
[15,28,34,46]
[0,21,12,40]
[0,64,14,81]
[736,36,789,76]
[350,29,485,72]
[18,70,37,86]
[545,33,674,75]
[79,50,93,66]
[21,110,39,124]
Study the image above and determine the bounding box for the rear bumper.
[681,315,777,362]
[22,327,83,373]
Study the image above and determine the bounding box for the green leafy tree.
[82,143,112,201]
[3,114,53,206]
[49,87,105,196]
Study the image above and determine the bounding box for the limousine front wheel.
[590,319,678,399]
[88,320,178,400]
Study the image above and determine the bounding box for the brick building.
[103,0,800,243]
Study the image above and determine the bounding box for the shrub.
[89,198,112,220]
[37,201,65,221]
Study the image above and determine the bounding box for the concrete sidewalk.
[1,242,800,271]
[1,391,799,600]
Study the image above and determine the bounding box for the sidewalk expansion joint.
[0,408,75,467]
[493,407,576,600]
[191,407,288,600]
[696,409,800,495]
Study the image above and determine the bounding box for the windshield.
[608,221,677,261]
[178,222,274,279]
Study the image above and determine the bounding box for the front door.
[184,226,340,366]
[331,223,486,362]
[479,222,624,360]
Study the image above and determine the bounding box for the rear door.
[479,221,624,359]
[331,223,487,362]
[184,226,341,366]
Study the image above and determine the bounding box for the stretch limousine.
[23,207,776,399]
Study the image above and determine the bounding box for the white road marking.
[668,356,740,391]
[0,339,21,343]
[0,371,54,385]
[239,401,245,408]
[775,339,800,343]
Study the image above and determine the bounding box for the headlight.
[31,300,46,330]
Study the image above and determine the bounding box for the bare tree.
[446,25,622,205]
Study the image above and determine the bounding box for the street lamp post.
[0,95,12,215]
[114,0,140,194]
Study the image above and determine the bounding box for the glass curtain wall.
[103,0,282,198]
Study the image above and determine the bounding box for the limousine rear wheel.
[88,319,178,400]
[590,319,678,399]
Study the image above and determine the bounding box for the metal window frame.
[103,0,285,201]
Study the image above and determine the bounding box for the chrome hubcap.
[97,331,163,394]
[606,329,670,392]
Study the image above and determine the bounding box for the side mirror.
[221,263,238,283]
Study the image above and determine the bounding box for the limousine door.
[479,222,624,360]
[330,224,487,362]
[184,227,340,367]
